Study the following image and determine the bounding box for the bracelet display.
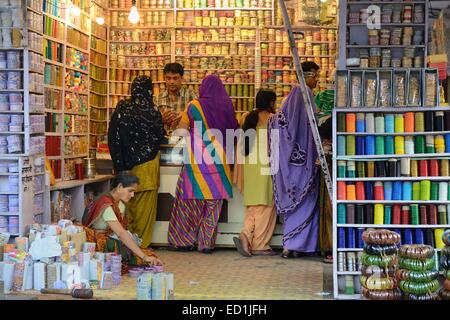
[403,291,440,301]
[445,269,450,280]
[399,245,435,260]
[361,287,402,300]
[443,230,450,246]
[361,265,397,277]
[399,279,440,295]
[444,279,450,291]
[361,252,398,267]
[440,288,450,300]
[442,246,450,257]
[362,229,401,245]
[364,243,398,256]
[360,275,397,290]
[399,257,435,271]
[395,269,439,282]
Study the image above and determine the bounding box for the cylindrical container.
[356,136,365,155]
[385,136,395,154]
[393,181,403,200]
[374,204,384,224]
[375,136,385,155]
[346,204,355,224]
[365,113,375,133]
[412,182,421,200]
[401,206,410,224]
[385,114,394,133]
[384,181,393,200]
[429,159,439,176]
[356,181,365,200]
[402,181,412,200]
[393,135,404,154]
[420,180,431,200]
[365,135,375,155]
[404,112,415,132]
[83,158,96,179]
[415,135,425,153]
[346,135,356,155]
[374,182,384,200]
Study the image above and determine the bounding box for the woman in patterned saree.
[83,172,163,272]
[168,75,239,253]
[268,86,320,258]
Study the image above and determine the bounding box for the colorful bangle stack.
[398,244,440,300]
[360,229,401,300]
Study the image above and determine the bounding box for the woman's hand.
[143,255,164,266]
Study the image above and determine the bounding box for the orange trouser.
[241,205,276,251]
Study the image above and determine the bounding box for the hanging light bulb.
[96,16,105,25]
[96,7,105,25]
[72,4,81,17]
[128,0,140,24]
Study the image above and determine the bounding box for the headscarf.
[268,86,319,215]
[197,75,239,144]
[108,76,164,171]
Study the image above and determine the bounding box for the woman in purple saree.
[268,86,320,258]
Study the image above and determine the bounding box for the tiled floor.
[96,248,333,300]
[8,248,333,300]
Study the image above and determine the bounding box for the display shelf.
[111,26,174,30]
[335,107,450,113]
[338,248,364,252]
[65,65,89,75]
[50,174,113,191]
[337,224,450,228]
[43,35,65,45]
[26,6,41,15]
[338,177,450,182]
[337,200,450,204]
[42,11,65,24]
[175,7,272,11]
[347,1,425,4]
[336,153,450,160]
[109,8,173,11]
[337,131,450,136]
[347,23,425,27]
[65,89,89,95]
[66,44,89,55]
[28,28,43,36]
[90,47,107,55]
[337,271,361,275]
[109,40,171,44]
[44,59,64,67]
[0,212,19,216]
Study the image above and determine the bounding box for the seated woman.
[82,172,163,270]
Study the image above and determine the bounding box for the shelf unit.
[0,0,48,239]
[338,0,429,70]
[89,0,108,157]
[43,0,90,182]
[332,67,450,299]
[107,0,337,121]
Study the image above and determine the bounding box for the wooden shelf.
[26,6,42,15]
[65,65,89,75]
[90,47,107,55]
[66,43,89,55]
[50,174,113,191]
[44,59,64,67]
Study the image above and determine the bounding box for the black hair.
[163,63,184,77]
[301,61,320,73]
[111,171,139,188]
[241,89,277,156]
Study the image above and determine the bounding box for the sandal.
[323,255,333,264]
[233,237,252,257]
[251,249,278,256]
